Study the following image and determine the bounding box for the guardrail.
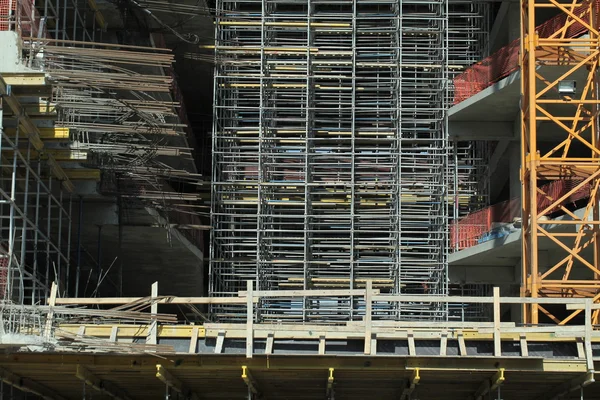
[50,280,599,365]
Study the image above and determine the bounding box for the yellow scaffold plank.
[87,0,106,29]
[0,73,47,86]
[63,168,101,181]
[2,149,86,161]
[57,324,206,338]
[3,127,70,139]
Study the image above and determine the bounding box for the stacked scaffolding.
[0,80,72,305]
[210,0,449,322]
[0,0,206,306]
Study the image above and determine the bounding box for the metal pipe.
[75,196,83,298]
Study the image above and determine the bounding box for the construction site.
[0,0,599,398]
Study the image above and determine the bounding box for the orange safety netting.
[0,0,14,31]
[0,0,41,36]
[450,180,592,250]
[453,0,599,104]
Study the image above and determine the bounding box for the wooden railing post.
[493,287,501,356]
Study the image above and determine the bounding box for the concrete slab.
[450,207,593,269]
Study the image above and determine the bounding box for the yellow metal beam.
[58,324,204,338]
[63,168,101,181]
[0,73,46,86]
[3,127,69,140]
[87,0,106,29]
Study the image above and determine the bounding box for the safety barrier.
[0,0,14,31]
[0,0,42,36]
[453,0,599,104]
[451,180,592,251]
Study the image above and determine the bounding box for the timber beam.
[0,73,46,86]
[470,368,505,400]
[535,371,595,400]
[155,364,200,400]
[75,365,132,400]
[0,367,67,400]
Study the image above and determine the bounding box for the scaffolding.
[0,79,73,305]
[210,0,453,322]
[0,0,206,307]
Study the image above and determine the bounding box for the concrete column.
[508,142,521,201]
[511,260,523,323]
[507,2,521,43]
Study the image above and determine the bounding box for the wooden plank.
[407,330,416,356]
[370,334,377,356]
[576,337,585,359]
[215,330,225,354]
[458,331,467,356]
[493,287,501,357]
[246,281,254,359]
[189,326,199,354]
[109,326,118,342]
[319,336,326,355]
[440,330,448,356]
[239,289,380,297]
[520,334,529,357]
[0,73,46,86]
[375,295,592,305]
[3,127,70,140]
[364,280,373,355]
[55,296,254,305]
[584,300,593,371]
[566,303,600,310]
[347,321,516,328]
[265,333,274,355]
[43,283,58,339]
[146,282,158,346]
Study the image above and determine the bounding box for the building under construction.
[0,0,599,399]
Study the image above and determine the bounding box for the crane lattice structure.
[521,0,600,324]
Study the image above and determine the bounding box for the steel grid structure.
[521,0,600,324]
[210,0,452,322]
